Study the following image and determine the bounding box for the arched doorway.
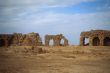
[0,39,5,47]
[49,39,54,46]
[93,37,100,46]
[84,37,89,46]
[104,37,110,46]
[60,39,64,46]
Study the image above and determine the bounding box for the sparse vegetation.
[0,46,110,73]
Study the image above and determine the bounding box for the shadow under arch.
[93,37,100,46]
[0,39,6,47]
[104,37,110,46]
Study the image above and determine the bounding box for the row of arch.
[45,35,69,46]
[47,39,65,46]
[0,37,68,47]
[0,37,110,47]
[83,37,110,46]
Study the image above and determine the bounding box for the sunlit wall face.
[0,0,110,45]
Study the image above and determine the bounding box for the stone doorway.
[104,37,110,46]
[0,39,5,47]
[93,37,100,46]
[84,37,89,46]
[60,39,65,46]
[49,39,54,46]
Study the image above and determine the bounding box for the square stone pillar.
[45,40,49,46]
[5,40,9,47]
[99,37,104,46]
[89,37,93,46]
[80,36,84,46]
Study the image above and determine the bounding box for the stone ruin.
[45,34,69,46]
[0,29,110,47]
[0,32,42,47]
[80,30,110,46]
[0,33,69,47]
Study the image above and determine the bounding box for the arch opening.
[93,37,100,46]
[84,37,89,46]
[60,39,65,46]
[49,39,54,46]
[104,37,110,46]
[0,39,5,47]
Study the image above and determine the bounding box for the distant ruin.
[0,30,110,47]
[80,30,110,46]
[0,32,42,47]
[45,34,69,46]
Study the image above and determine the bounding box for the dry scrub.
[0,46,110,73]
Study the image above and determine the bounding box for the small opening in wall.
[0,39,5,47]
[84,37,89,46]
[93,37,100,46]
[60,39,64,46]
[104,37,110,46]
[49,39,54,46]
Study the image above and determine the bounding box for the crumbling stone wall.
[45,34,69,46]
[22,32,42,46]
[0,30,109,47]
[0,34,12,47]
[11,33,24,46]
[80,30,110,46]
[0,32,42,47]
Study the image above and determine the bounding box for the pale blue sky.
[0,0,110,45]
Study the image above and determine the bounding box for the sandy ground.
[0,46,110,73]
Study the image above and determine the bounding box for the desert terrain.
[0,46,110,73]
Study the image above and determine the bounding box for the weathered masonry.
[0,32,42,47]
[80,30,110,46]
[0,34,11,47]
[45,34,69,46]
[0,30,110,47]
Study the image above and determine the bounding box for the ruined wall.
[0,32,42,47]
[0,30,109,47]
[0,34,12,47]
[80,30,110,46]
[11,33,24,46]
[45,34,69,46]
[0,33,69,47]
[22,32,42,46]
